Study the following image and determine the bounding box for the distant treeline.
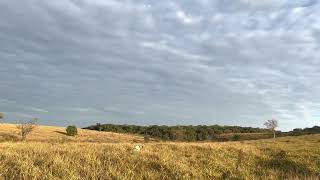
[84,124,272,141]
[84,124,320,142]
[288,126,320,136]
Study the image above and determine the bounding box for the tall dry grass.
[0,124,144,143]
[0,124,319,179]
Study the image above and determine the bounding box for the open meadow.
[0,124,319,180]
[2,0,320,179]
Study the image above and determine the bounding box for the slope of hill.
[0,123,144,143]
[0,123,319,179]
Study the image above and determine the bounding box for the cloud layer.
[0,0,320,130]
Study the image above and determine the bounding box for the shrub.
[0,112,4,123]
[232,134,241,141]
[66,125,78,136]
[16,118,38,140]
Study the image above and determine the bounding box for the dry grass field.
[0,123,144,143]
[0,123,319,179]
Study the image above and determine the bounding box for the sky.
[0,0,320,131]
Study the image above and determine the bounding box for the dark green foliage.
[66,125,78,136]
[232,134,241,141]
[96,123,103,131]
[84,124,273,141]
[84,123,320,142]
[287,126,320,136]
[0,112,3,123]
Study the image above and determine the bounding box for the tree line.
[84,124,272,141]
[289,126,320,135]
[85,121,320,142]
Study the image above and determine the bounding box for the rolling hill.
[0,123,319,179]
[0,123,144,143]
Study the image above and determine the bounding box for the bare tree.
[0,112,3,123]
[264,119,278,139]
[16,118,38,140]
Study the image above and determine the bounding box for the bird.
[134,145,144,152]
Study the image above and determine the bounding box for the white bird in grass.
[134,145,143,152]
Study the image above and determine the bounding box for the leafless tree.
[264,119,278,139]
[0,112,3,123]
[17,118,38,140]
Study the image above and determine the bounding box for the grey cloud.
[0,0,320,130]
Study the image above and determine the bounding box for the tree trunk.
[273,131,276,139]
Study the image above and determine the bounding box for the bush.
[66,125,78,136]
[17,118,38,140]
[232,134,241,141]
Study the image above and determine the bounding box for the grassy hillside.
[0,123,144,143]
[0,124,319,179]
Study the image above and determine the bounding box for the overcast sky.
[0,0,320,131]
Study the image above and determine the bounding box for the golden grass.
[0,123,144,143]
[0,124,319,179]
